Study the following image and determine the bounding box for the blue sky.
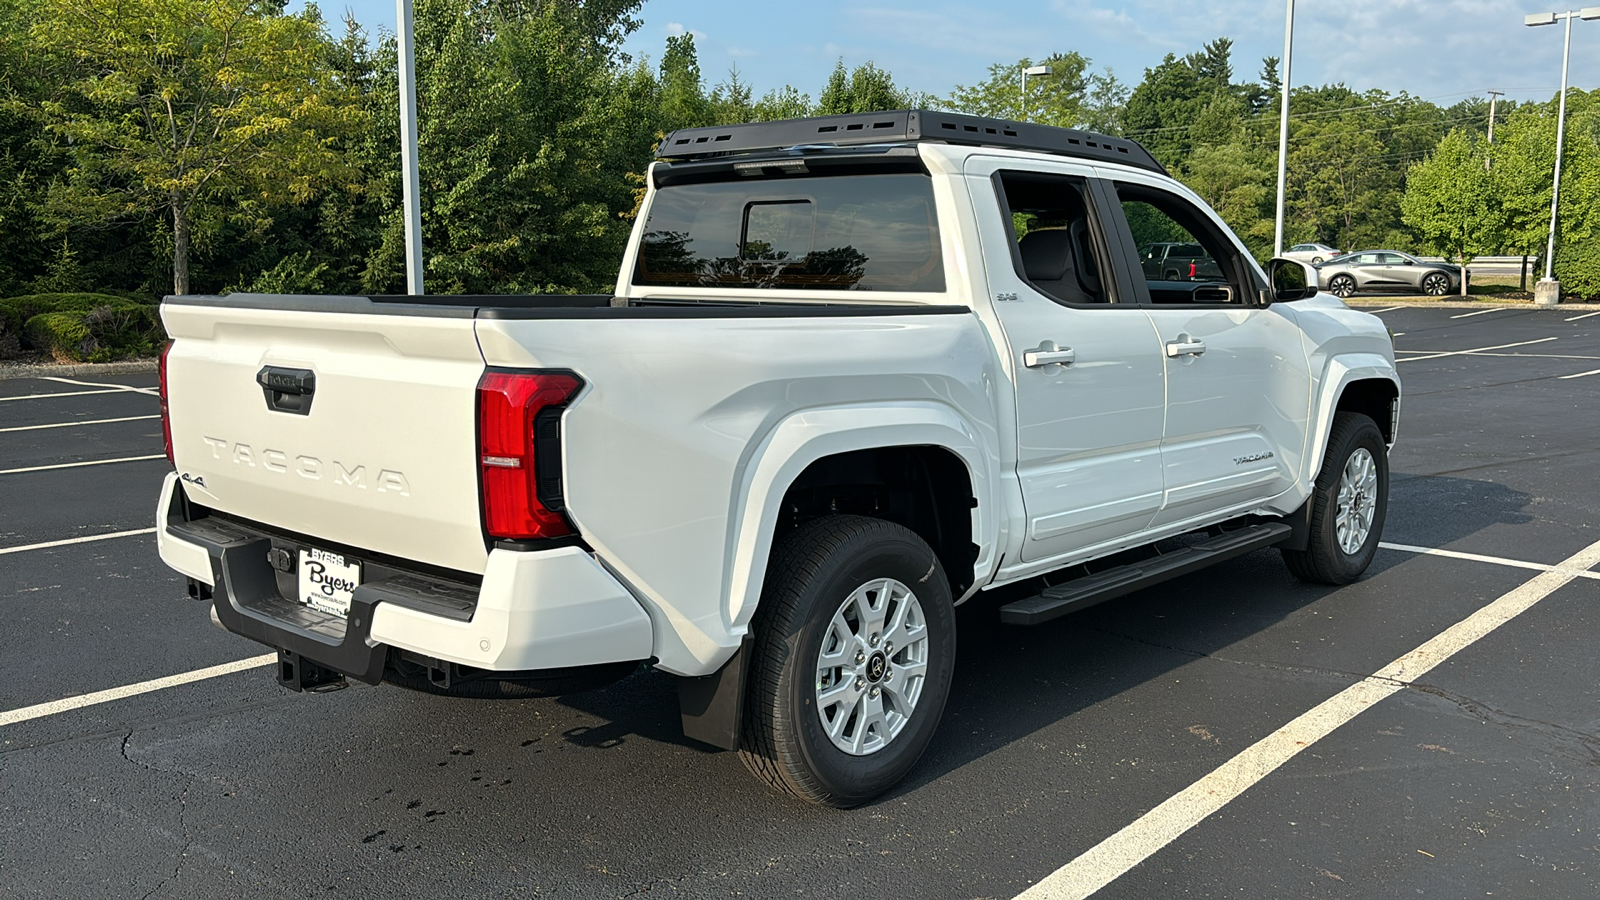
[309,0,1599,109]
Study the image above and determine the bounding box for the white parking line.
[1396,337,1558,362]
[0,527,157,556]
[1564,311,1600,322]
[39,376,157,396]
[0,415,159,434]
[0,654,277,727]
[1378,541,1600,580]
[0,454,166,475]
[0,388,148,403]
[1449,308,1509,319]
[1367,306,1406,314]
[1558,368,1600,380]
[1014,536,1600,900]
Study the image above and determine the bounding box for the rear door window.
[635,174,944,292]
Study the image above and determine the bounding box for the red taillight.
[1188,262,1197,279]
[159,341,174,465]
[476,370,583,540]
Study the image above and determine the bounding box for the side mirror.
[1264,257,1318,304]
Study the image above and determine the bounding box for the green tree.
[1401,129,1500,294]
[1492,91,1600,298]
[659,32,711,130]
[360,0,654,294]
[814,60,927,115]
[947,53,1091,126]
[35,0,366,295]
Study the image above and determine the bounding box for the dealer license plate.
[297,548,361,618]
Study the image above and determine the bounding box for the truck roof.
[655,109,1167,177]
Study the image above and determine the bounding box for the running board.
[1000,523,1292,626]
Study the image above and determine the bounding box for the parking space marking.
[0,528,157,556]
[0,454,165,475]
[39,376,157,396]
[1396,337,1557,362]
[1379,541,1600,581]
[0,654,276,727]
[1449,308,1509,319]
[1367,306,1406,314]
[1558,368,1600,380]
[0,415,159,434]
[1565,311,1600,322]
[0,388,147,403]
[1014,536,1600,900]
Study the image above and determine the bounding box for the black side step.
[1000,523,1292,626]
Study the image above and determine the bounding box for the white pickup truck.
[155,110,1398,807]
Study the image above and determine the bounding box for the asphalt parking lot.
[3,305,1599,899]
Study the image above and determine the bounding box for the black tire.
[1422,271,1451,296]
[1282,412,1389,584]
[739,515,956,808]
[1312,256,1325,264]
[1329,274,1357,298]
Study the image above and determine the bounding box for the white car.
[1283,242,1343,265]
[155,110,1399,807]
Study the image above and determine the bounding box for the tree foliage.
[5,4,1599,303]
[34,0,366,294]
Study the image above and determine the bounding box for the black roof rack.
[655,109,1166,175]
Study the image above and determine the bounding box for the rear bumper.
[155,472,653,683]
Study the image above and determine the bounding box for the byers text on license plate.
[298,548,361,617]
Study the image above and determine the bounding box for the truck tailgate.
[162,297,489,575]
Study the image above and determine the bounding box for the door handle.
[1024,346,1076,368]
[1165,339,1206,358]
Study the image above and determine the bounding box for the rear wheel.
[1283,412,1388,584]
[1422,272,1451,295]
[1329,274,1357,298]
[740,516,956,807]
[1312,256,1325,264]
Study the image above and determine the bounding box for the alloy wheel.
[814,577,930,756]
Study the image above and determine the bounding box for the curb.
[0,359,159,381]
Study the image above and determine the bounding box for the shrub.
[23,311,94,362]
[3,293,165,362]
[1557,241,1600,301]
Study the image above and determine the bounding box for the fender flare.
[721,402,999,636]
[1305,354,1400,480]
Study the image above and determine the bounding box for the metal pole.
[1273,0,1294,258]
[398,0,425,295]
[1486,89,1502,172]
[1542,13,1572,282]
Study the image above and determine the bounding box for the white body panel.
[155,143,1399,679]
[162,301,489,575]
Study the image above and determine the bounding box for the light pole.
[1020,64,1052,122]
[398,0,424,295]
[1273,0,1295,258]
[1524,7,1600,305]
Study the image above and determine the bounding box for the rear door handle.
[1024,346,1076,368]
[1165,339,1206,358]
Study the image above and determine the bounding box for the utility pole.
[1273,0,1295,258]
[398,0,425,295]
[1525,8,1600,305]
[1485,89,1503,172]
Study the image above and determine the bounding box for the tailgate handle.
[257,366,316,415]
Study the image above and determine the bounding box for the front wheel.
[740,516,956,807]
[1329,274,1357,298]
[1422,272,1451,295]
[1282,412,1389,584]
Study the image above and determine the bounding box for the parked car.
[155,109,1398,807]
[1137,241,1224,282]
[1316,250,1464,297]
[1282,242,1341,265]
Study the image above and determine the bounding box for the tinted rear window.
[634,174,944,292]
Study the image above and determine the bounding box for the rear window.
[634,174,944,292]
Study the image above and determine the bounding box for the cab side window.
[995,171,1112,305]
[1111,182,1250,305]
